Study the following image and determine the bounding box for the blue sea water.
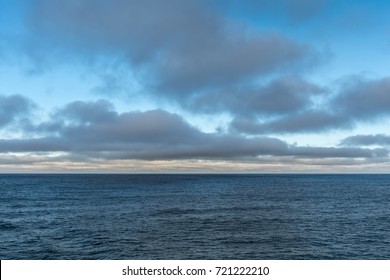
[0,174,390,259]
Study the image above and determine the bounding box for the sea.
[1,174,390,259]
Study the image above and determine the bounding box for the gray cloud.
[1,99,386,161]
[0,137,69,153]
[28,0,218,63]
[334,76,390,118]
[340,134,390,147]
[288,146,388,158]
[231,110,346,134]
[56,100,117,124]
[0,94,34,128]
[189,75,325,116]
[34,100,287,158]
[25,0,320,95]
[156,34,314,94]
[283,0,329,21]
[231,76,390,135]
[219,0,329,22]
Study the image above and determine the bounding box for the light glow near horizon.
[1,0,390,172]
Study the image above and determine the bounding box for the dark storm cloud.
[231,76,390,135]
[340,134,390,147]
[0,99,386,161]
[25,0,320,95]
[0,94,34,128]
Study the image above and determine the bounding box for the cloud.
[231,76,390,135]
[0,94,35,128]
[334,76,390,118]
[50,102,202,147]
[27,0,217,62]
[340,134,390,147]
[55,100,117,124]
[220,0,329,22]
[231,110,346,134]
[31,100,289,159]
[1,99,387,162]
[288,146,388,158]
[189,75,325,116]
[283,0,329,21]
[24,0,321,95]
[0,137,68,153]
[155,34,315,94]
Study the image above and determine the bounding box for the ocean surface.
[1,174,390,259]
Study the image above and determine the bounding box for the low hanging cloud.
[0,98,387,162]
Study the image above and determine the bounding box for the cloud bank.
[0,97,387,166]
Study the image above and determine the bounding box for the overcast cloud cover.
[0,0,390,172]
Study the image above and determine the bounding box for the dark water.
[1,174,390,259]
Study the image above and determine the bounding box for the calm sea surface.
[1,174,390,259]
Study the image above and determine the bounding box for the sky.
[1,0,390,173]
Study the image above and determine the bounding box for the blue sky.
[1,0,390,172]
